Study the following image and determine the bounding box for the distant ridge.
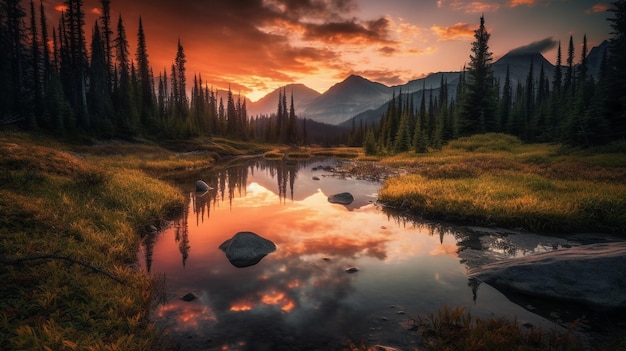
[246,41,607,127]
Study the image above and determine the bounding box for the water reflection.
[139,157,551,350]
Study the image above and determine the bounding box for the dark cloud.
[508,37,557,55]
[302,17,392,44]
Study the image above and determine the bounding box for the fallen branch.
[0,254,126,284]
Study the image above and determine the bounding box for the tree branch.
[0,254,126,285]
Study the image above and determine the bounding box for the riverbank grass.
[379,134,626,234]
[0,132,184,350]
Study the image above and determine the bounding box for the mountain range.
[246,40,608,127]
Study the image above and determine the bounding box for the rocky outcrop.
[328,192,354,205]
[219,232,277,268]
[195,180,212,192]
[470,242,626,310]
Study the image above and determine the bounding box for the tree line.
[361,3,626,154]
[1,0,624,149]
[0,0,268,140]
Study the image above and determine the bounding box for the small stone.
[312,176,320,181]
[180,293,197,302]
[345,267,359,273]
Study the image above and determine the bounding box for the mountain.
[301,74,392,125]
[247,84,321,117]
[493,51,555,87]
[586,40,608,78]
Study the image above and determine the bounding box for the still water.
[139,157,553,350]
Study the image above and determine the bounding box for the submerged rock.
[328,192,354,205]
[180,293,198,302]
[219,231,277,268]
[470,242,626,310]
[195,180,212,192]
[345,266,359,273]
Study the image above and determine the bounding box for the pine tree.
[88,21,114,135]
[113,14,137,133]
[459,15,497,136]
[39,0,51,93]
[605,0,626,140]
[174,39,187,118]
[499,65,512,133]
[136,17,154,127]
[63,0,89,128]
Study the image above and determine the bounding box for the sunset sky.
[42,0,612,101]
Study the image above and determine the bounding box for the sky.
[40,0,613,101]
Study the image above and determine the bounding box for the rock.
[345,266,359,273]
[219,232,277,268]
[470,242,626,310]
[195,180,212,192]
[180,293,197,302]
[312,176,320,181]
[328,192,354,205]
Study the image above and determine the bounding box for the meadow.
[378,134,626,235]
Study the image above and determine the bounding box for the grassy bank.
[0,131,270,350]
[378,134,626,235]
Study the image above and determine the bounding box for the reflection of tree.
[468,277,481,303]
[270,159,299,203]
[175,194,191,268]
[141,230,157,273]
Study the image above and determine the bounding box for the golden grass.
[1,132,184,350]
[378,134,626,234]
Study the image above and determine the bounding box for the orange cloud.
[91,8,102,15]
[54,5,68,12]
[465,1,500,13]
[508,0,535,7]
[431,23,474,41]
[587,3,610,13]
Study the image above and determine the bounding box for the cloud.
[587,3,610,13]
[431,22,474,40]
[347,69,407,86]
[508,0,536,7]
[302,17,394,45]
[507,37,557,55]
[465,1,500,13]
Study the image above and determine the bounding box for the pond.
[139,157,564,350]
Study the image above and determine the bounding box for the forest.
[1,0,625,149]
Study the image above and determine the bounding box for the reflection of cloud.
[587,3,609,13]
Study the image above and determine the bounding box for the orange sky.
[40,0,611,101]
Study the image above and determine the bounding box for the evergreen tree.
[136,17,154,127]
[113,14,138,133]
[39,0,51,93]
[605,0,626,139]
[459,15,497,136]
[88,21,114,135]
[63,0,89,128]
[498,65,512,133]
[174,39,187,118]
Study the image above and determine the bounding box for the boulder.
[328,192,354,205]
[470,242,626,310]
[219,232,277,268]
[195,180,212,192]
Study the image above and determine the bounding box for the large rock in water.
[470,242,626,310]
[328,192,354,205]
[219,232,277,268]
[196,180,212,192]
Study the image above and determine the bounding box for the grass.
[0,131,185,350]
[378,133,626,235]
[416,306,581,351]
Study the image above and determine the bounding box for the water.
[139,157,556,350]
